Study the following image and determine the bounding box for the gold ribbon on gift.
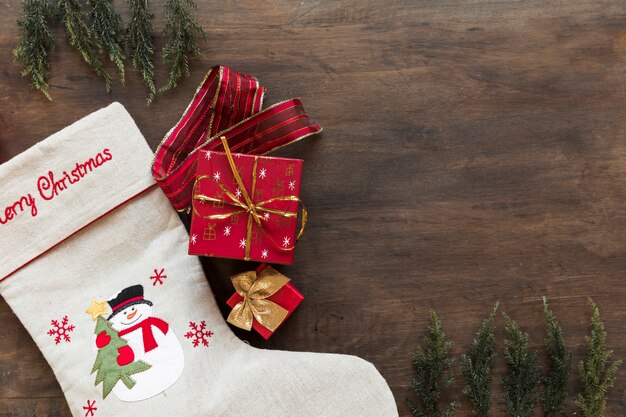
[192,136,307,260]
[227,266,291,331]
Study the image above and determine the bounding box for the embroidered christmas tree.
[91,315,151,398]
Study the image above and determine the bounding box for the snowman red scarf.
[118,317,169,352]
[0,102,397,416]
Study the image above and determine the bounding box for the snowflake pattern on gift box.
[190,234,198,245]
[83,400,97,416]
[184,321,214,348]
[47,315,75,344]
[150,268,167,286]
[191,149,302,264]
[204,151,212,160]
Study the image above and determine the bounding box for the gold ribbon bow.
[227,266,291,331]
[192,136,307,260]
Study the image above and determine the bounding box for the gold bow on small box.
[227,266,291,332]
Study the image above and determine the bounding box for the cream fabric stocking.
[0,103,398,417]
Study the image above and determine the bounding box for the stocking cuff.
[0,103,155,281]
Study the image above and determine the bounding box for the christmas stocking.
[0,103,398,417]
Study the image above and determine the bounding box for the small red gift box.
[226,265,304,339]
[189,143,304,265]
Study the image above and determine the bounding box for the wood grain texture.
[1,0,625,415]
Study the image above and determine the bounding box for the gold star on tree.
[86,299,108,321]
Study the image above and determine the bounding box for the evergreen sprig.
[14,0,55,100]
[408,310,460,417]
[542,297,572,417]
[502,314,542,417]
[126,0,156,103]
[161,0,204,92]
[88,0,126,82]
[460,302,499,417]
[15,0,207,100]
[576,298,622,417]
[58,0,112,91]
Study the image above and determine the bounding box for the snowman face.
[110,303,153,329]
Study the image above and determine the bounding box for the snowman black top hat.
[107,284,153,320]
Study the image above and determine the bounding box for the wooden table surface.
[1,1,625,416]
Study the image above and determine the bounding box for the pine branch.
[48,0,63,22]
[58,0,112,91]
[502,314,542,417]
[160,0,204,92]
[408,310,460,417]
[126,0,156,103]
[88,0,126,82]
[542,297,572,417]
[575,298,622,417]
[13,0,55,100]
[460,302,499,417]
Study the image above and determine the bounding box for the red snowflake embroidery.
[47,315,75,344]
[150,268,167,286]
[184,320,214,347]
[83,399,97,416]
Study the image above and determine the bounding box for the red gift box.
[189,145,304,265]
[226,265,304,339]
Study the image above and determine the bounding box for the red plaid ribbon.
[152,66,322,211]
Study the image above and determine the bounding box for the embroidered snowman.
[103,285,184,402]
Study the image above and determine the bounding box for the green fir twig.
[408,310,460,417]
[88,0,126,82]
[502,314,542,417]
[58,0,112,91]
[575,298,622,417]
[460,302,499,417]
[126,0,156,103]
[14,0,55,100]
[160,0,204,92]
[542,297,572,417]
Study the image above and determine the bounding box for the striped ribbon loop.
[152,66,322,211]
